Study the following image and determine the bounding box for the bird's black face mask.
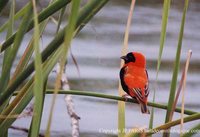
[121,52,135,64]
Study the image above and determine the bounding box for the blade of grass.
[5,0,15,38]
[0,0,109,111]
[168,51,191,123]
[10,0,55,83]
[0,2,15,136]
[0,0,72,52]
[146,113,200,136]
[0,45,63,132]
[2,0,15,77]
[0,76,33,125]
[156,0,171,77]
[169,67,185,121]
[125,128,146,137]
[56,6,67,33]
[0,0,16,88]
[1,18,49,126]
[45,0,81,136]
[32,89,196,115]
[180,50,192,136]
[10,22,47,84]
[52,7,81,77]
[0,0,57,33]
[0,0,16,113]
[118,0,135,136]
[69,49,80,76]
[0,2,30,33]
[149,0,171,131]
[163,0,189,136]
[51,13,81,76]
[0,82,34,135]
[0,0,107,55]
[0,2,33,94]
[28,0,44,136]
[1,87,196,128]
[28,83,46,137]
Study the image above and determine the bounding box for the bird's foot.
[122,94,130,102]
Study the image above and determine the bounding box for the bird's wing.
[132,88,144,102]
[124,73,149,103]
[144,69,149,97]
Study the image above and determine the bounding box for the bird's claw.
[122,94,130,102]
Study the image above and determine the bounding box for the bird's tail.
[140,103,150,114]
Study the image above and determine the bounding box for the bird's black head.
[120,52,136,64]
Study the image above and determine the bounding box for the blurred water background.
[0,0,200,136]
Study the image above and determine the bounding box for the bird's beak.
[120,56,127,61]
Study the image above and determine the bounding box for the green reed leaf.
[0,2,29,33]
[45,0,81,136]
[0,0,71,52]
[28,0,44,136]
[164,0,189,136]
[147,112,200,136]
[0,45,63,132]
[0,0,16,114]
[0,2,33,94]
[0,0,109,110]
[149,0,171,131]
[35,89,197,115]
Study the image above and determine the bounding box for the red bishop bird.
[120,52,150,114]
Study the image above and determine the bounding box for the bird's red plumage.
[120,52,150,114]
[123,65,147,88]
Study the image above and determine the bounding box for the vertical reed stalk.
[45,1,81,136]
[149,0,171,131]
[180,50,192,135]
[118,0,135,136]
[164,0,189,136]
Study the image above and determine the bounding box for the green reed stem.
[28,89,198,115]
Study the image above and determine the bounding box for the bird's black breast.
[119,66,129,93]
